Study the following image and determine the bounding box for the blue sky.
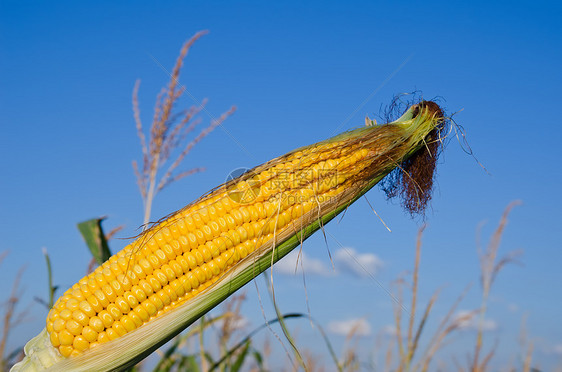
[1,0,561,369]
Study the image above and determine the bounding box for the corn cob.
[12,101,446,372]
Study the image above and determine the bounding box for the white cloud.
[275,247,384,279]
[454,310,498,332]
[507,303,519,313]
[552,344,562,356]
[381,324,399,337]
[328,318,371,337]
[454,310,475,329]
[275,250,333,276]
[212,315,249,331]
[334,248,384,278]
[229,316,249,330]
[478,319,498,332]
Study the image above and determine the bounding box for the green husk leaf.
[77,218,112,265]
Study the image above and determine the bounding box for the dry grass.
[0,253,28,372]
[218,294,247,356]
[341,328,361,372]
[471,201,523,372]
[519,315,534,372]
[240,201,533,372]
[388,226,471,372]
[129,32,241,372]
[238,200,526,372]
[132,30,236,227]
[374,201,528,372]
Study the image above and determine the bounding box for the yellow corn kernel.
[78,300,96,318]
[65,320,83,336]
[157,290,171,306]
[72,310,89,327]
[112,321,127,337]
[59,345,74,358]
[93,290,109,308]
[59,309,72,321]
[82,326,98,343]
[120,315,136,332]
[129,312,143,328]
[58,330,74,346]
[109,279,123,294]
[97,332,108,344]
[72,336,89,352]
[65,298,80,311]
[133,305,150,322]
[107,304,122,322]
[98,310,114,328]
[88,316,104,333]
[141,301,157,317]
[148,294,163,310]
[131,285,147,302]
[106,328,119,341]
[49,331,60,347]
[52,318,65,333]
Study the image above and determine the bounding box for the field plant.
[0,254,27,371]
[378,202,532,372]
[1,32,540,372]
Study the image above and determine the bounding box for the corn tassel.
[12,101,446,372]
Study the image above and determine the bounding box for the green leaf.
[204,351,214,364]
[262,273,306,370]
[124,366,142,372]
[77,217,112,265]
[252,350,263,367]
[230,340,250,372]
[209,314,305,371]
[179,355,200,372]
[42,248,56,309]
[151,337,180,372]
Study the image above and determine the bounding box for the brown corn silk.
[12,101,445,372]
